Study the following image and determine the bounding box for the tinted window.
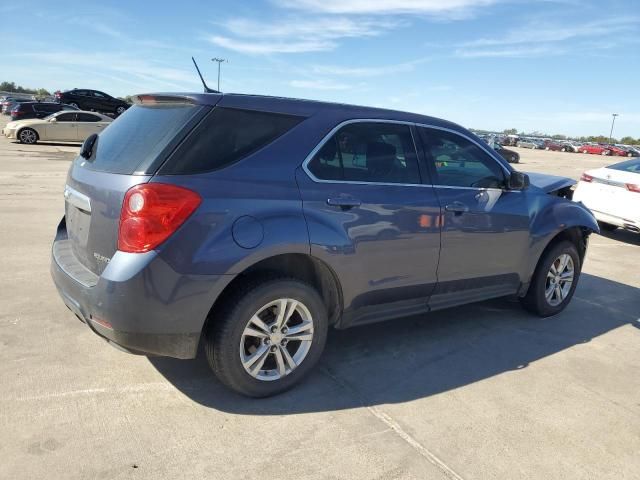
[93,91,107,98]
[56,113,76,122]
[609,159,640,173]
[308,122,420,184]
[161,107,303,175]
[83,103,201,174]
[73,90,88,96]
[77,113,100,122]
[35,104,60,113]
[420,128,505,188]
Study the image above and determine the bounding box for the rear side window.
[83,104,201,174]
[77,113,100,122]
[307,122,421,184]
[35,104,60,113]
[161,107,304,174]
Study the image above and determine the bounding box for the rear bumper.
[50,219,231,359]
[590,210,640,232]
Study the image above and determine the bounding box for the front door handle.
[327,196,361,210]
[445,202,469,214]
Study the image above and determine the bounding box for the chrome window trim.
[301,118,513,189]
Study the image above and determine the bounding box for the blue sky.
[2,0,639,137]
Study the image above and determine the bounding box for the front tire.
[116,106,126,115]
[520,241,581,317]
[205,278,328,397]
[18,128,38,144]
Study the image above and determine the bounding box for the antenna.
[191,57,220,94]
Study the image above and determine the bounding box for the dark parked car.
[51,93,598,397]
[493,143,520,163]
[543,140,566,151]
[54,89,129,115]
[10,101,78,120]
[2,97,32,115]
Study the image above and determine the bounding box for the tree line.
[0,81,51,97]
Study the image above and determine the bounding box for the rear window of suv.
[82,104,203,174]
[160,107,304,175]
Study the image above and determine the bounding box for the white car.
[573,158,640,233]
[3,110,112,144]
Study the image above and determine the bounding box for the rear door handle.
[327,196,361,210]
[445,202,469,214]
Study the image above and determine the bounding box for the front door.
[417,126,531,309]
[298,121,441,325]
[46,112,78,141]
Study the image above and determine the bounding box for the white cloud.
[310,58,428,77]
[208,35,334,54]
[456,15,639,57]
[455,45,564,58]
[289,79,353,90]
[19,52,199,91]
[273,0,497,15]
[208,16,399,54]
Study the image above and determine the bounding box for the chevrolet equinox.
[51,93,598,397]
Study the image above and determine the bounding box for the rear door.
[298,120,441,321]
[91,91,111,112]
[63,101,208,275]
[75,113,106,141]
[417,126,531,309]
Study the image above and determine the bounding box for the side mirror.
[80,133,98,160]
[49,117,57,123]
[507,171,530,190]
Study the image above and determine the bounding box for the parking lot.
[0,120,638,480]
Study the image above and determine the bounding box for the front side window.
[93,91,107,98]
[420,128,505,188]
[56,113,76,122]
[308,122,421,184]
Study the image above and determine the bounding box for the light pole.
[609,113,619,144]
[211,58,228,91]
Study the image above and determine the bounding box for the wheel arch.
[17,125,40,141]
[203,253,343,335]
[521,201,599,295]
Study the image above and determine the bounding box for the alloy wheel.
[239,298,314,381]
[545,254,574,307]
[19,129,37,144]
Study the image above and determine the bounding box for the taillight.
[626,183,640,193]
[118,183,201,253]
[580,173,593,183]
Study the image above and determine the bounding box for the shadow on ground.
[597,229,640,246]
[149,273,639,414]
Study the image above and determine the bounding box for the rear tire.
[520,240,581,317]
[598,222,617,232]
[69,102,79,109]
[204,278,328,397]
[116,106,126,115]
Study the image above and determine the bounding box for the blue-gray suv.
[51,93,598,397]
